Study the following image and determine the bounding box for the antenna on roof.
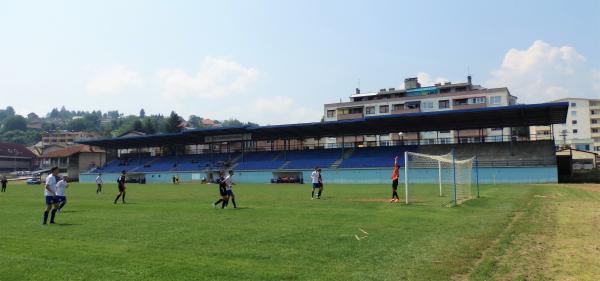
[467,66,472,86]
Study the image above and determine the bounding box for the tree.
[165,111,182,133]
[5,106,15,117]
[140,109,146,118]
[67,118,88,131]
[188,115,202,127]
[143,118,157,134]
[133,119,144,132]
[49,108,60,119]
[2,115,27,132]
[0,106,16,122]
[0,130,41,146]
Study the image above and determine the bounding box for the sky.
[0,0,598,125]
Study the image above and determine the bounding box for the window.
[492,127,503,131]
[571,102,577,107]
[438,100,449,109]
[575,144,590,151]
[572,120,578,125]
[365,106,375,115]
[489,96,502,105]
[392,104,404,111]
[439,138,452,144]
[592,110,597,115]
[379,105,389,113]
[593,119,598,124]
[573,129,578,134]
[326,110,335,118]
[571,111,577,116]
[422,101,434,110]
[438,130,451,134]
[593,129,599,133]
[470,97,486,104]
[337,108,363,115]
[595,146,600,152]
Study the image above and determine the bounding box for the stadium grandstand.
[78,102,568,184]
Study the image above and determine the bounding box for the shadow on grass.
[53,223,81,226]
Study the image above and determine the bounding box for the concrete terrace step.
[330,149,355,169]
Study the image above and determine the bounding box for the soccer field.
[0,182,599,281]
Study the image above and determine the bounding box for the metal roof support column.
[284,139,287,161]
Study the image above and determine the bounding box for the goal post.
[404,150,479,206]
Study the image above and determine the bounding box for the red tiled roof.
[0,142,37,158]
[42,144,104,158]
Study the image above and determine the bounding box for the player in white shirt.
[96,173,103,194]
[42,167,59,225]
[56,176,69,212]
[223,170,237,208]
[310,167,320,199]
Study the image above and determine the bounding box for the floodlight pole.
[438,160,442,197]
[452,149,457,206]
[404,150,409,204]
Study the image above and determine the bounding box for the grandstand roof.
[78,102,568,148]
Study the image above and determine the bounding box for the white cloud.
[248,96,322,124]
[154,57,321,124]
[85,65,143,96]
[415,72,448,87]
[157,56,259,100]
[487,40,599,103]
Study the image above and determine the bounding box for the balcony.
[452,103,487,110]
[456,129,486,137]
[337,113,363,120]
[391,108,421,115]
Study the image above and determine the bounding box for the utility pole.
[560,130,568,150]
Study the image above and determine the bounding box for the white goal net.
[404,151,478,206]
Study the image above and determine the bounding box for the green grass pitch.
[0,181,599,280]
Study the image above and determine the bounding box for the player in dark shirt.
[317,168,324,199]
[114,170,127,204]
[212,172,228,209]
[1,175,7,192]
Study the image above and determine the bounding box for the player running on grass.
[223,170,237,208]
[317,168,324,199]
[213,171,228,209]
[310,167,320,199]
[114,170,127,204]
[96,173,103,194]
[55,176,69,212]
[42,167,59,225]
[391,156,400,203]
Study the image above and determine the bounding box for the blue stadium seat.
[338,146,417,168]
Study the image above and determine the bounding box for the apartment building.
[533,98,600,152]
[323,76,518,147]
[41,131,98,147]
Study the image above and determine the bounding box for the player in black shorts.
[317,168,324,199]
[1,175,7,192]
[212,172,228,209]
[114,170,127,204]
